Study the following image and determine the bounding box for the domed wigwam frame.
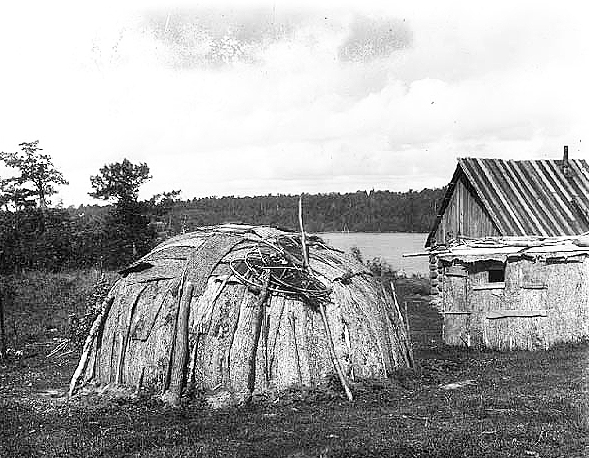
[69,224,412,404]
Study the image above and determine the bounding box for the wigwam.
[69,224,411,404]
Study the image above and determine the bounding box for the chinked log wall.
[430,177,500,305]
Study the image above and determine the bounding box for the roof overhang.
[432,236,589,264]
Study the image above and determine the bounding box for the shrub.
[68,272,118,346]
[350,246,363,264]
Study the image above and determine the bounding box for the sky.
[0,1,587,206]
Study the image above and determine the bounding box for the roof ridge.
[458,156,588,163]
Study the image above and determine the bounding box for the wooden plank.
[520,283,548,290]
[486,310,548,319]
[402,252,431,258]
[442,273,470,346]
[472,283,505,290]
[445,265,468,277]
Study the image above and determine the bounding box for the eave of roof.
[432,235,589,263]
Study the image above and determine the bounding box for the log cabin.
[432,236,589,350]
[426,147,589,295]
[425,147,589,349]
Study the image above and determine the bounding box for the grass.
[1,269,118,347]
[1,271,589,457]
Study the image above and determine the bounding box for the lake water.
[320,232,430,276]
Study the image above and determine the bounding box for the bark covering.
[70,224,412,400]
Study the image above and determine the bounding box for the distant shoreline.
[320,232,429,275]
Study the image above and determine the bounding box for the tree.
[147,190,182,233]
[0,180,36,211]
[0,141,68,209]
[149,190,182,215]
[89,159,151,204]
[89,159,155,268]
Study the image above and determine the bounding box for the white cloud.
[0,1,587,206]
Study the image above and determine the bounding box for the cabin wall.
[441,260,506,348]
[483,259,548,350]
[542,259,589,345]
[441,257,589,350]
[434,177,500,246]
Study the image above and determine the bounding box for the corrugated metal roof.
[427,158,589,246]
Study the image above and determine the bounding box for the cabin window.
[488,266,505,283]
[471,262,506,291]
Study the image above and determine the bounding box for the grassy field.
[1,272,589,457]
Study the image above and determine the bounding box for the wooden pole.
[165,281,194,406]
[268,295,286,377]
[319,302,354,402]
[342,321,356,381]
[298,195,309,269]
[404,301,411,337]
[163,269,188,392]
[403,301,414,367]
[187,331,201,391]
[390,281,413,367]
[299,193,352,400]
[68,293,116,398]
[263,313,270,388]
[247,271,270,395]
[289,313,303,385]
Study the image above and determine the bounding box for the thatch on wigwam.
[69,224,412,403]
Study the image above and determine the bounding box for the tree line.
[161,188,443,234]
[0,141,444,273]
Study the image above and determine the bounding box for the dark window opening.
[488,267,505,283]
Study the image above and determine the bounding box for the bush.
[366,256,396,279]
[362,254,430,303]
[350,246,363,264]
[1,270,118,348]
[68,273,117,346]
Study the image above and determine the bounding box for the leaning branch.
[298,195,310,270]
[68,291,116,398]
[299,194,353,401]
